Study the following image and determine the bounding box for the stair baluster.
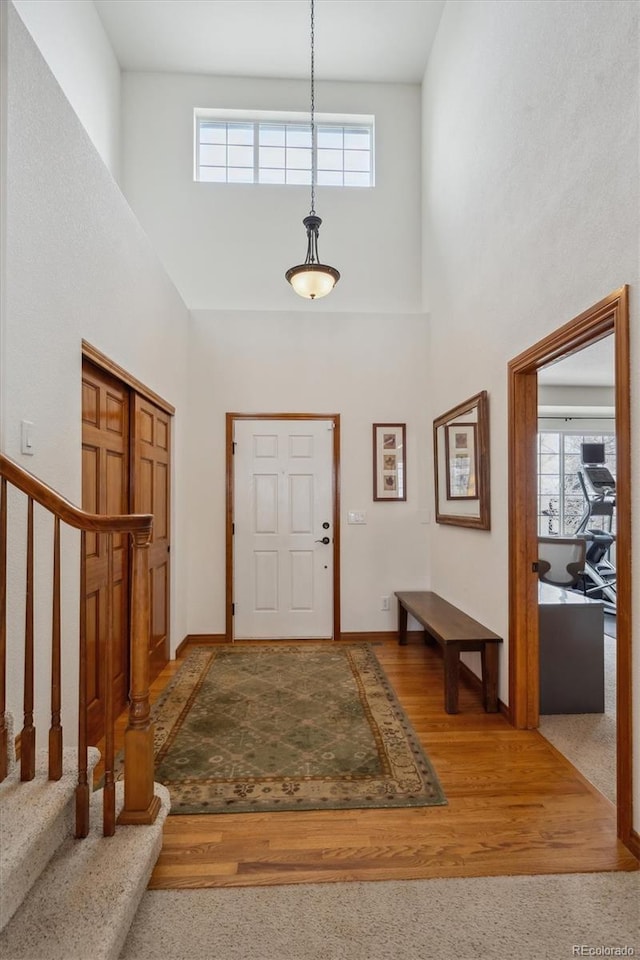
[103,533,116,836]
[20,497,35,781]
[48,516,62,781]
[0,477,7,782]
[76,531,90,838]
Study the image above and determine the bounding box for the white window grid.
[195,117,374,187]
[537,431,616,536]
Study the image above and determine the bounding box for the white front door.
[233,419,334,639]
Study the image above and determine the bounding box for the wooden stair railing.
[0,453,160,836]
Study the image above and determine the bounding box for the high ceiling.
[90,2,615,391]
[538,336,615,389]
[93,0,446,84]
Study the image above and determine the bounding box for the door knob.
[315,536,330,544]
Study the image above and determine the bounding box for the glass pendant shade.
[285,214,340,300]
[286,264,340,300]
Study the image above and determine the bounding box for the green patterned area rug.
[145,643,447,815]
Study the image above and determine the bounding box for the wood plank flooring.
[98,637,638,888]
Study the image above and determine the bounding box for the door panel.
[255,474,278,531]
[82,445,99,558]
[290,551,314,609]
[85,590,100,709]
[255,552,278,609]
[234,419,333,639]
[290,474,313,531]
[81,362,130,746]
[133,395,171,681]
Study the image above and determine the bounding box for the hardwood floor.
[98,637,638,888]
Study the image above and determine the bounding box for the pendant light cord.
[284,0,339,294]
[310,0,316,217]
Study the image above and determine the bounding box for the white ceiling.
[538,336,615,388]
[93,0,446,83]
[83,2,616,390]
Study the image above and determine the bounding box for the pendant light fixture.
[285,0,340,300]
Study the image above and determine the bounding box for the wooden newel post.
[118,528,161,826]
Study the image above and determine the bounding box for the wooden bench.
[394,591,503,715]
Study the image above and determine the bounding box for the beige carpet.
[120,629,638,960]
[120,872,639,960]
[539,631,616,802]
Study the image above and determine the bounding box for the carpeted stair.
[0,717,170,960]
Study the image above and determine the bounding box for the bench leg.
[481,641,499,713]
[398,602,408,645]
[443,642,460,714]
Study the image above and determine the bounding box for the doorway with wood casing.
[81,346,173,745]
[507,287,633,852]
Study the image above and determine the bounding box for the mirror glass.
[433,391,490,528]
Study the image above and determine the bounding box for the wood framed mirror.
[433,390,490,529]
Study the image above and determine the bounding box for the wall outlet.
[381,595,390,611]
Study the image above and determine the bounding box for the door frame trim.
[82,341,175,415]
[226,412,341,642]
[507,285,632,847]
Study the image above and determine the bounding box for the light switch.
[21,420,34,456]
[347,511,367,524]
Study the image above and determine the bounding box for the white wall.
[12,0,121,179]
[121,68,432,639]
[422,0,639,822]
[121,72,422,314]
[3,5,190,740]
[538,386,615,409]
[187,310,431,635]
[538,384,615,431]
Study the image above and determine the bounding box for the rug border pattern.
[134,642,447,815]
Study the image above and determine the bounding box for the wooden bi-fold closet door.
[82,361,131,746]
[132,394,171,683]
[82,356,172,744]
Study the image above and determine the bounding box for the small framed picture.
[373,423,406,501]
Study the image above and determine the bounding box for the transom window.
[195,110,374,187]
[537,431,616,536]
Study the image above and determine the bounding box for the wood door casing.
[226,413,341,643]
[133,394,171,682]
[508,286,633,852]
[82,362,130,745]
[233,419,334,639]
